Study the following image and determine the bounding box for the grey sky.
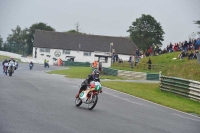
[0,0,200,49]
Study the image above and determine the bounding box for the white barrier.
[0,51,46,64]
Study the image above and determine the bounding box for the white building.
[33,30,138,67]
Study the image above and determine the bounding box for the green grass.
[48,66,126,80]
[101,82,200,116]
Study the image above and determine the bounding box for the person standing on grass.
[147,58,152,69]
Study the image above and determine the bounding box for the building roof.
[33,30,138,55]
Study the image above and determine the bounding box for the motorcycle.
[29,64,33,70]
[75,81,102,110]
[8,61,15,76]
[3,63,8,75]
[15,62,18,70]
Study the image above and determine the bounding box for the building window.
[63,50,70,54]
[40,48,50,53]
[83,52,91,56]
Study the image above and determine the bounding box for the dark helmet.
[92,69,100,80]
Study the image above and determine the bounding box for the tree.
[0,35,3,50]
[75,22,81,32]
[64,30,80,33]
[127,14,165,51]
[26,22,55,55]
[6,25,28,55]
[194,20,200,35]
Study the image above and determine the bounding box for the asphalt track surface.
[0,63,200,133]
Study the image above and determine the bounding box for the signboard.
[54,50,61,57]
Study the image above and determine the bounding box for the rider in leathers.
[2,59,9,72]
[8,57,16,72]
[76,69,101,98]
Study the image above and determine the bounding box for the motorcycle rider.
[2,59,9,72]
[8,57,16,72]
[76,69,102,98]
[29,61,34,69]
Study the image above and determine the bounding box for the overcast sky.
[0,0,200,49]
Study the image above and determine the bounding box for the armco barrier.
[102,67,160,80]
[146,73,160,80]
[102,67,118,76]
[160,76,200,101]
[63,61,90,67]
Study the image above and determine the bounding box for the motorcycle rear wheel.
[88,94,98,110]
[4,68,7,75]
[9,72,12,76]
[75,98,82,107]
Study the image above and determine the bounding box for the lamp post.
[110,43,113,64]
[110,43,113,56]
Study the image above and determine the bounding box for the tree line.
[0,14,199,56]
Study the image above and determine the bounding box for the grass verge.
[0,55,21,62]
[48,66,127,80]
[101,81,200,116]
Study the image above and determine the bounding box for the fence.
[62,61,90,67]
[160,76,200,101]
[102,67,160,80]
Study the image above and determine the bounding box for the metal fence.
[62,61,90,67]
[160,76,200,101]
[102,67,160,80]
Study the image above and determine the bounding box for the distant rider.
[76,69,101,98]
[2,59,9,72]
[29,61,34,69]
[8,57,16,72]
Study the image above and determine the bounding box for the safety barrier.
[63,61,90,67]
[160,76,200,101]
[102,67,118,76]
[102,67,160,80]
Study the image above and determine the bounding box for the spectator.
[135,49,140,57]
[135,56,140,66]
[147,58,152,69]
[169,43,173,52]
[178,42,183,51]
[115,53,119,62]
[129,55,134,68]
[93,60,98,69]
[188,51,194,59]
[174,43,178,51]
[178,50,187,59]
[184,40,188,52]
[194,50,199,59]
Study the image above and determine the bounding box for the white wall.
[33,47,112,67]
[117,54,130,61]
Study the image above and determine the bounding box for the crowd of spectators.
[144,38,200,60]
[111,38,200,68]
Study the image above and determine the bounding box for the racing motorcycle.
[75,81,102,110]
[29,64,33,70]
[3,62,9,75]
[8,61,15,76]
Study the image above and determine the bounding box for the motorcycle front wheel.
[88,94,98,110]
[75,98,82,107]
